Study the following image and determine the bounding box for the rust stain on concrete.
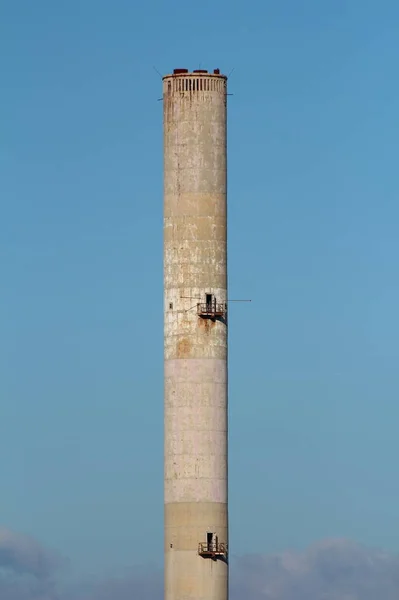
[177,337,191,357]
[197,317,216,333]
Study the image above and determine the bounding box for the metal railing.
[198,542,228,557]
[197,302,226,317]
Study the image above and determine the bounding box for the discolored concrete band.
[163,71,228,600]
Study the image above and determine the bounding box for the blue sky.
[1,0,399,578]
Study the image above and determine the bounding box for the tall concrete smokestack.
[163,68,229,600]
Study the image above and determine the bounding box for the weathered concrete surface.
[163,71,228,600]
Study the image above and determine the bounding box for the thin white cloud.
[0,527,61,579]
[230,538,399,600]
[0,527,61,600]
